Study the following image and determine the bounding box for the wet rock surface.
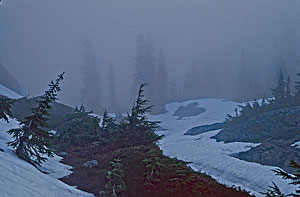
[212,106,300,173]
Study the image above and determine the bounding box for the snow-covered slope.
[150,98,296,196]
[0,83,23,99]
[0,85,93,197]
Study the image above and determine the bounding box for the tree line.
[224,69,300,128]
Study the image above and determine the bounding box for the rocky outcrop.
[213,106,300,143]
[212,106,300,174]
[184,123,224,136]
[236,137,300,174]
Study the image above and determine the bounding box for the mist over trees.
[2,1,300,109]
[154,49,168,111]
[80,40,103,114]
[108,65,119,113]
[183,64,201,100]
[131,34,169,114]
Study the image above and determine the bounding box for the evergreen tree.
[54,105,102,150]
[81,40,103,114]
[108,65,119,113]
[131,34,156,105]
[143,35,157,103]
[263,160,300,196]
[131,34,146,102]
[295,73,300,99]
[100,158,126,197]
[285,76,292,99]
[272,70,286,103]
[152,49,168,113]
[101,111,120,141]
[0,95,14,122]
[262,182,287,197]
[7,73,65,166]
[126,84,163,143]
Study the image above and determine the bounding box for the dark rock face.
[236,137,300,174]
[184,123,224,136]
[213,106,300,143]
[212,106,300,173]
[173,102,206,120]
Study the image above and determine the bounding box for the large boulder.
[82,160,99,168]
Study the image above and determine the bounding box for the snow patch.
[0,118,94,197]
[291,141,300,149]
[0,84,23,99]
[150,98,297,196]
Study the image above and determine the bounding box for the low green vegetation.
[60,84,251,197]
[1,77,251,196]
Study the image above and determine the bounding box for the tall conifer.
[7,73,64,166]
[81,40,103,114]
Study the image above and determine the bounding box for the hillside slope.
[0,63,24,95]
[0,85,93,197]
[149,99,297,196]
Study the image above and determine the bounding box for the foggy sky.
[1,0,300,108]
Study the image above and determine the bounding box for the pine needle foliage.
[7,72,65,166]
[0,95,14,122]
[263,160,300,196]
[100,158,126,197]
[261,182,288,197]
[273,160,300,196]
[101,111,120,141]
[54,105,102,150]
[125,83,163,143]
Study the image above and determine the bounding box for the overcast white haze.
[1,0,300,108]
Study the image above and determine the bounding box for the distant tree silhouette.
[285,76,292,99]
[272,70,285,103]
[108,65,119,113]
[80,40,103,114]
[131,34,157,106]
[152,49,168,113]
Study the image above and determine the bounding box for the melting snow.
[0,85,93,197]
[150,98,297,196]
